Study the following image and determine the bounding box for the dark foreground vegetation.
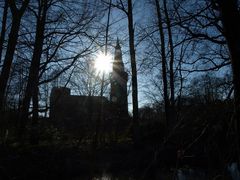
[0,98,238,180]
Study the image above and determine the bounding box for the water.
[78,170,205,180]
[228,162,240,180]
[73,163,240,180]
[177,169,206,180]
[92,174,134,180]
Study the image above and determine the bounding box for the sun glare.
[94,53,112,74]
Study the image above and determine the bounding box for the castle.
[50,40,129,138]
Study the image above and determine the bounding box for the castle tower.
[110,39,128,116]
[49,87,71,121]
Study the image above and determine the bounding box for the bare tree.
[173,0,240,161]
[212,0,240,161]
[173,0,230,73]
[153,0,178,130]
[127,0,139,144]
[0,0,30,111]
[19,0,49,143]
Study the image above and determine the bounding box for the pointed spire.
[114,37,124,72]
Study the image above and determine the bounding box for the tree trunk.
[128,0,139,145]
[218,0,240,161]
[0,17,21,111]
[0,0,29,111]
[92,0,112,149]
[0,0,8,64]
[163,0,174,105]
[155,0,170,129]
[29,84,39,145]
[19,1,47,141]
[163,0,177,127]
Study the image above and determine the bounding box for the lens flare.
[94,53,112,74]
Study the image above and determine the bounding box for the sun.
[94,53,112,74]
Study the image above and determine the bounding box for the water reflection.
[92,173,134,180]
[228,162,240,180]
[92,174,112,180]
[177,169,206,180]
[74,163,240,180]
